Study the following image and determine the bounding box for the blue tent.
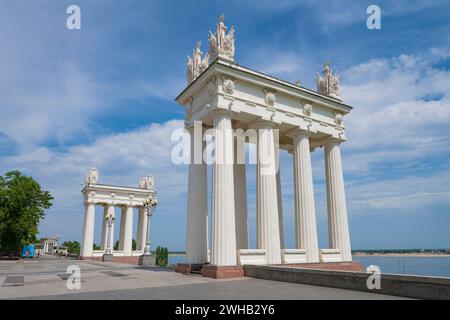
[22,245,29,257]
[29,244,35,258]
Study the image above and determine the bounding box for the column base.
[102,254,113,262]
[201,265,245,279]
[139,255,156,267]
[175,263,204,274]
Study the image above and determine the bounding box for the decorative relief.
[184,97,194,120]
[315,61,341,100]
[86,167,99,185]
[187,41,209,84]
[334,113,343,126]
[285,112,295,118]
[207,77,217,96]
[267,106,276,113]
[209,15,235,62]
[303,104,312,117]
[223,79,235,94]
[263,89,276,107]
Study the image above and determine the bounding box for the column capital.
[285,128,311,139]
[84,200,96,207]
[249,119,278,130]
[118,204,135,209]
[323,137,345,147]
[210,109,233,120]
[185,120,206,132]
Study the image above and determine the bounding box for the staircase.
[190,263,208,276]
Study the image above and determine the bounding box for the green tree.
[114,240,119,251]
[0,171,53,251]
[155,246,169,267]
[62,241,80,254]
[155,246,161,266]
[132,239,136,251]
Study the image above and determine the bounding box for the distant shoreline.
[353,253,450,257]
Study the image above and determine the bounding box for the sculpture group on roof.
[186,15,340,100]
[187,15,235,84]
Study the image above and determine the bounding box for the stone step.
[190,270,202,275]
[190,264,205,275]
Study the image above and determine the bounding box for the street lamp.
[143,197,158,256]
[105,212,115,255]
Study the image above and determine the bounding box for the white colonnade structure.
[177,16,355,275]
[80,168,157,263]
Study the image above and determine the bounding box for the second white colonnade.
[80,169,157,262]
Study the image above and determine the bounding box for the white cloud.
[1,120,187,242]
[340,52,450,173]
[0,1,183,151]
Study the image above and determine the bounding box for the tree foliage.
[155,246,169,267]
[112,239,137,251]
[0,171,53,250]
[62,241,80,254]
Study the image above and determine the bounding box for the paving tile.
[101,271,128,277]
[56,273,71,281]
[2,276,24,287]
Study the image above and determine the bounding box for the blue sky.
[1,0,450,250]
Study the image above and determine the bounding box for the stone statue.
[187,41,209,83]
[86,167,99,185]
[208,31,218,59]
[208,14,235,62]
[139,175,154,190]
[315,61,341,100]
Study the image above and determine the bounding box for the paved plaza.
[0,256,408,300]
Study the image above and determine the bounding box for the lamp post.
[143,197,158,256]
[102,211,115,262]
[105,212,115,255]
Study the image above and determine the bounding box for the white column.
[290,130,319,262]
[118,207,126,250]
[136,207,148,251]
[100,206,108,250]
[122,206,134,256]
[325,139,352,261]
[136,208,143,250]
[186,125,208,264]
[255,121,281,264]
[234,136,248,250]
[211,110,237,266]
[276,157,285,249]
[80,203,95,257]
